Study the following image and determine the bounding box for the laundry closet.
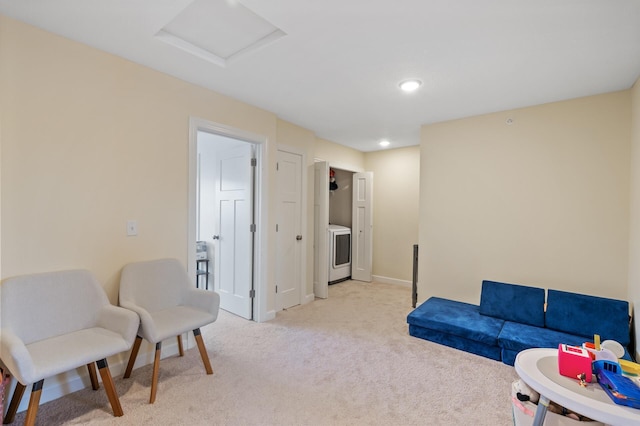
[313,161,373,298]
[328,168,354,284]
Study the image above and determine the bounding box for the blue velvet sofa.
[407,280,632,366]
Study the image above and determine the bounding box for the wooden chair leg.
[96,359,123,417]
[177,335,184,357]
[3,382,26,424]
[150,342,162,404]
[124,335,143,379]
[87,363,99,390]
[193,328,213,375]
[24,380,44,426]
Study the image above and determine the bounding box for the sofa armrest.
[183,289,220,320]
[0,328,35,385]
[96,305,140,347]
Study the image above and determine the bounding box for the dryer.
[328,224,351,284]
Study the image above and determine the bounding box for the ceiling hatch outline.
[155,0,286,67]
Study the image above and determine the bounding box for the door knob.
[296,235,303,241]
[212,235,220,240]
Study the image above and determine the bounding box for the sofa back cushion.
[479,280,545,327]
[545,289,630,345]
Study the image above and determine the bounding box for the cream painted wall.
[0,16,278,315]
[420,92,631,305]
[275,119,316,301]
[365,146,419,283]
[314,138,365,172]
[629,78,640,359]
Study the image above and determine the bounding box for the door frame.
[276,144,308,309]
[313,160,329,298]
[188,116,268,322]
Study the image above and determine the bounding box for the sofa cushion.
[545,290,630,345]
[498,321,586,354]
[501,349,520,366]
[407,297,505,346]
[479,280,545,327]
[409,324,502,361]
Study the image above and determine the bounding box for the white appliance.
[328,224,351,284]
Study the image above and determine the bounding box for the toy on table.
[582,334,620,362]
[620,359,640,376]
[558,343,593,383]
[601,339,625,358]
[593,360,640,409]
[556,335,640,411]
[583,336,640,376]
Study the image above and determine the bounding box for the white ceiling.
[2,0,640,152]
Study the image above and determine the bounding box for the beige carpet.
[9,281,519,425]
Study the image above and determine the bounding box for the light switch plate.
[127,220,138,236]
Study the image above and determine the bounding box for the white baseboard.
[9,337,184,413]
[372,275,412,288]
[261,310,276,322]
[303,293,315,304]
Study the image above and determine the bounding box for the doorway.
[188,117,267,322]
[313,161,373,298]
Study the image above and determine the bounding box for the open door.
[351,172,373,282]
[214,143,255,319]
[313,161,329,298]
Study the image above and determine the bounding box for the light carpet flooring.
[8,280,519,425]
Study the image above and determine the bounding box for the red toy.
[558,344,593,383]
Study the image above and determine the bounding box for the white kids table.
[515,348,640,426]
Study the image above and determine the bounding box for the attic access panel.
[156,0,286,67]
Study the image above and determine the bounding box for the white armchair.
[118,258,220,404]
[0,269,139,425]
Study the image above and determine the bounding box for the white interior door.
[313,161,329,298]
[276,149,303,310]
[215,144,254,319]
[352,172,373,282]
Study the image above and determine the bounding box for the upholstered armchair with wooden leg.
[0,270,139,426]
[118,258,220,404]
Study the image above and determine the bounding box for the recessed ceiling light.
[379,140,391,148]
[399,79,422,92]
